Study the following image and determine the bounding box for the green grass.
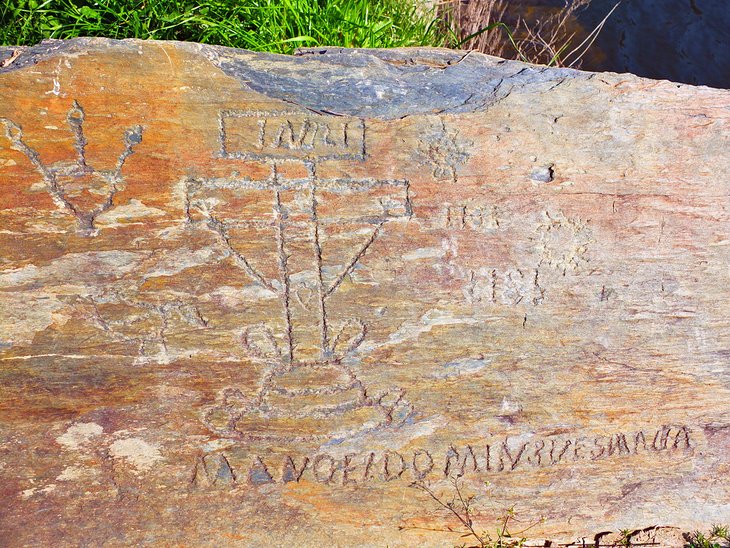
[686,525,730,548]
[0,0,452,52]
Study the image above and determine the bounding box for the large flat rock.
[0,38,728,546]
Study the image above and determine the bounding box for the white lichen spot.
[21,484,56,498]
[109,438,163,471]
[56,465,87,481]
[144,246,221,278]
[211,285,277,309]
[0,264,40,285]
[201,439,237,452]
[360,309,482,353]
[403,247,446,261]
[0,294,64,346]
[435,356,492,378]
[56,422,103,450]
[45,78,61,96]
[321,415,447,456]
[500,398,523,415]
[95,199,165,225]
[50,309,72,327]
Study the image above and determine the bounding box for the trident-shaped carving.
[186,161,411,364]
[1,101,143,235]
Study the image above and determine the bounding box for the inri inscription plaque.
[0,38,728,546]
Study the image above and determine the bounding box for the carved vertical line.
[437,116,457,184]
[403,181,413,217]
[256,119,266,149]
[273,163,294,365]
[218,110,228,158]
[114,125,144,175]
[182,179,193,223]
[67,100,89,171]
[359,119,366,160]
[309,162,329,358]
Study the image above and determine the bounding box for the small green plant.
[404,478,544,548]
[685,525,730,548]
[617,528,633,546]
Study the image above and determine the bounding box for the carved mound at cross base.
[0,38,728,546]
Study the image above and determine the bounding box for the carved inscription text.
[219,110,365,161]
[192,425,694,488]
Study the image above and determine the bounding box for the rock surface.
[0,38,728,546]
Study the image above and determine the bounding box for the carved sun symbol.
[535,211,593,275]
[417,118,472,182]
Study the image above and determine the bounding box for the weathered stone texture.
[0,38,728,546]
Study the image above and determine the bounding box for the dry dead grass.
[440,0,618,68]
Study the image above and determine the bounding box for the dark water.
[576,0,730,88]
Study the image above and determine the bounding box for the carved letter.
[249,456,275,485]
[590,436,606,460]
[192,453,236,488]
[633,431,647,453]
[342,453,359,485]
[444,205,467,229]
[550,439,572,464]
[312,454,336,484]
[573,437,587,461]
[281,456,309,483]
[362,452,378,481]
[528,439,545,466]
[444,445,479,477]
[498,440,528,471]
[673,426,691,450]
[412,449,434,480]
[607,434,630,456]
[652,426,672,451]
[383,451,406,481]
